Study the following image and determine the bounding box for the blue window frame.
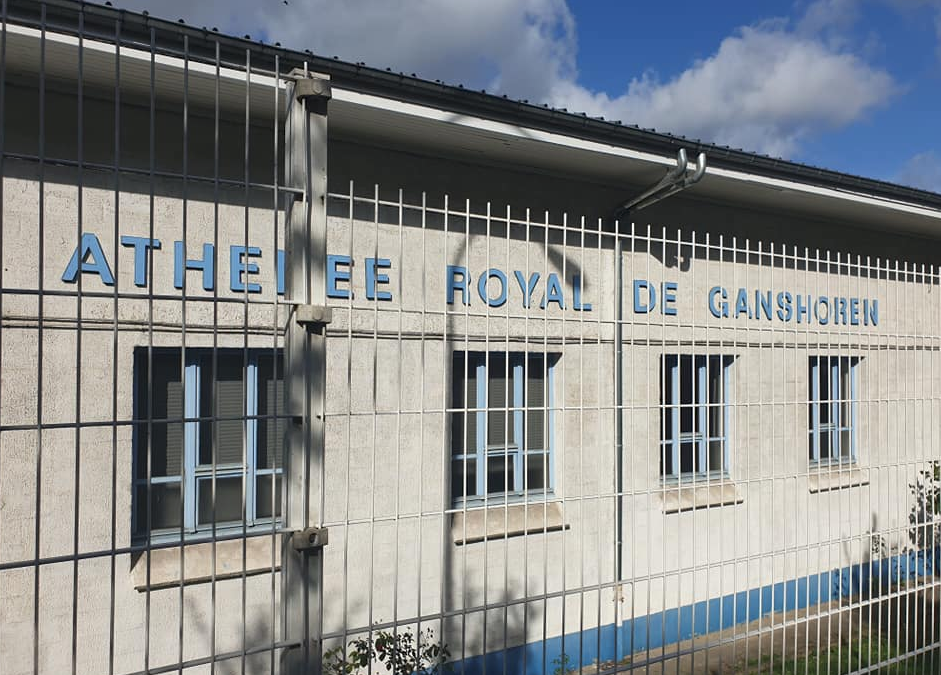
[660,354,733,480]
[450,352,556,505]
[132,348,284,539]
[809,356,859,464]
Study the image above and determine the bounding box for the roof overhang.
[5,19,941,237]
[330,87,941,235]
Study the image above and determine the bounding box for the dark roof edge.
[11,0,941,211]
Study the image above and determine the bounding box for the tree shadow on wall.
[437,210,590,675]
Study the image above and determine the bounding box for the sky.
[114,0,941,193]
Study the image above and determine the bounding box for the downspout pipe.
[613,148,707,590]
[615,148,707,216]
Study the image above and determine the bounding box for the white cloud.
[797,0,860,35]
[116,0,577,102]
[118,1,251,35]
[896,151,941,192]
[549,22,897,158]
[114,0,898,158]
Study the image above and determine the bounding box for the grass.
[743,633,939,674]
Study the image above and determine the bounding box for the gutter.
[9,0,941,210]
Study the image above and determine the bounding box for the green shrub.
[322,627,451,675]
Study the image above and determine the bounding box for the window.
[133,348,284,539]
[660,354,733,480]
[808,356,858,464]
[450,352,555,505]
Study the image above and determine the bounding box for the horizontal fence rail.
[1,3,940,675]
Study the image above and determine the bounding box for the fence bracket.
[293,76,332,102]
[291,526,329,552]
[295,304,333,332]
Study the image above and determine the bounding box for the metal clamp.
[291,526,329,552]
[289,71,332,102]
[295,304,332,333]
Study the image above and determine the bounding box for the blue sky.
[116,0,941,192]
[570,1,941,189]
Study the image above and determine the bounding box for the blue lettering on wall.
[120,236,160,287]
[816,297,830,325]
[837,297,848,325]
[734,288,750,319]
[62,233,115,286]
[633,279,656,313]
[478,268,508,307]
[174,241,215,291]
[756,290,772,321]
[796,294,809,324]
[540,273,565,310]
[446,266,590,311]
[777,292,792,322]
[514,271,540,309]
[709,287,728,318]
[447,265,469,305]
[327,254,353,299]
[63,233,889,327]
[708,286,878,327]
[633,280,680,315]
[572,274,592,311]
[230,246,261,293]
[365,258,392,301]
[662,281,677,316]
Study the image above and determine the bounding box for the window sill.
[660,480,742,514]
[808,466,869,493]
[131,533,280,591]
[451,501,567,545]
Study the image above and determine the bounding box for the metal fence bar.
[32,11,47,675]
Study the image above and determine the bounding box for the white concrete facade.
[2,9,941,675]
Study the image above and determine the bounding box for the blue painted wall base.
[456,548,940,675]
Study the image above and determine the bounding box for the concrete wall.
[1,81,940,674]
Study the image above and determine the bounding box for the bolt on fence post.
[281,69,332,675]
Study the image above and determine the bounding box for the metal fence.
[1,2,295,673]
[1,3,940,675]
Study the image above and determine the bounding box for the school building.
[1,2,941,674]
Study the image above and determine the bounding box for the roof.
[6,0,941,218]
